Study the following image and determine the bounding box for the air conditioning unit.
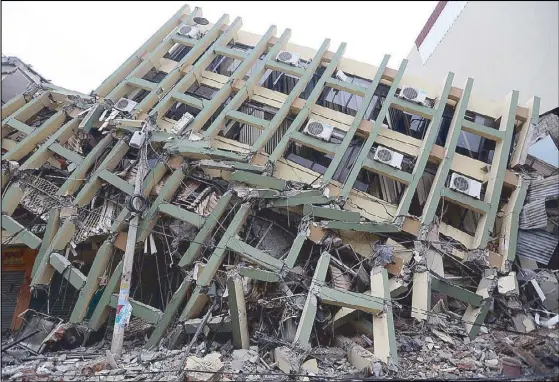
[335,70,348,82]
[276,50,300,66]
[449,173,482,199]
[399,85,427,104]
[171,112,194,134]
[373,146,404,169]
[178,24,200,39]
[114,98,137,113]
[303,119,334,142]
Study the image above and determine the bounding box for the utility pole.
[110,119,153,355]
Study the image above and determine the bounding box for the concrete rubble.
[2,3,559,381]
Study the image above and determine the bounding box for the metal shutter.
[1,271,25,333]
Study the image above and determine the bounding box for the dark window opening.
[315,72,376,117]
[25,107,57,127]
[164,101,201,122]
[206,55,242,77]
[185,83,218,101]
[386,106,430,140]
[142,68,166,84]
[438,199,482,236]
[164,43,192,62]
[285,142,333,180]
[354,168,405,204]
[200,98,231,132]
[244,53,267,80]
[455,132,496,164]
[259,70,299,95]
[300,67,326,100]
[435,105,456,146]
[131,89,149,103]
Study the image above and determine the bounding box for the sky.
[1,1,437,94]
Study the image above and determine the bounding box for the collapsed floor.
[2,4,559,380]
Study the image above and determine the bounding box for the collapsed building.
[1,4,558,380]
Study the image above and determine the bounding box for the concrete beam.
[1,215,42,249]
[49,252,87,290]
[109,294,163,324]
[226,273,250,349]
[370,267,398,365]
[88,261,123,330]
[70,240,114,323]
[226,237,284,271]
[231,171,287,191]
[411,271,431,321]
[31,220,75,285]
[158,202,205,228]
[31,209,60,278]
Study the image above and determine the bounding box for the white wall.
[406,1,558,114]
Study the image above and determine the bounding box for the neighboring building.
[2,55,50,105]
[406,1,559,168]
[0,4,555,357]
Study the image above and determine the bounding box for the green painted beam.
[170,34,198,47]
[57,134,113,196]
[319,286,383,313]
[226,237,285,271]
[31,209,60,278]
[149,16,241,119]
[164,141,247,162]
[251,39,331,152]
[109,294,163,324]
[201,27,288,138]
[5,118,33,135]
[31,220,75,285]
[290,131,338,154]
[88,261,123,330]
[474,91,519,248]
[158,202,205,228]
[370,267,398,365]
[5,93,49,129]
[268,43,347,163]
[362,158,412,185]
[98,169,135,195]
[502,177,529,264]
[72,140,129,206]
[420,78,474,228]
[213,46,249,61]
[269,195,331,207]
[322,55,390,183]
[340,59,407,197]
[463,298,492,340]
[325,220,400,233]
[1,183,24,215]
[179,204,251,321]
[198,160,265,174]
[3,110,66,161]
[324,78,367,97]
[431,277,483,307]
[284,234,306,268]
[78,104,104,132]
[178,191,233,267]
[70,240,114,323]
[20,118,80,170]
[231,170,287,190]
[1,94,26,121]
[303,205,360,222]
[1,214,42,249]
[49,252,87,290]
[136,167,186,242]
[49,143,84,165]
[293,251,330,349]
[145,277,193,348]
[394,72,454,218]
[391,96,435,119]
[238,266,280,282]
[172,92,205,110]
[226,110,270,130]
[226,273,249,349]
[265,60,306,77]
[126,77,157,92]
[441,188,491,215]
[462,120,505,142]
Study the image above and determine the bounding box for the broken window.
[354,168,405,204]
[186,82,218,101]
[206,55,242,77]
[142,68,166,84]
[163,101,201,122]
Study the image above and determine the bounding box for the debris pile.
[2,3,559,381]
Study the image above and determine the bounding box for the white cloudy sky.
[2,1,437,94]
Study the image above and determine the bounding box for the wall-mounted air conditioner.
[114,98,137,113]
[178,25,200,39]
[276,50,300,66]
[303,119,334,142]
[398,85,427,104]
[335,70,348,82]
[449,173,482,199]
[373,146,404,170]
